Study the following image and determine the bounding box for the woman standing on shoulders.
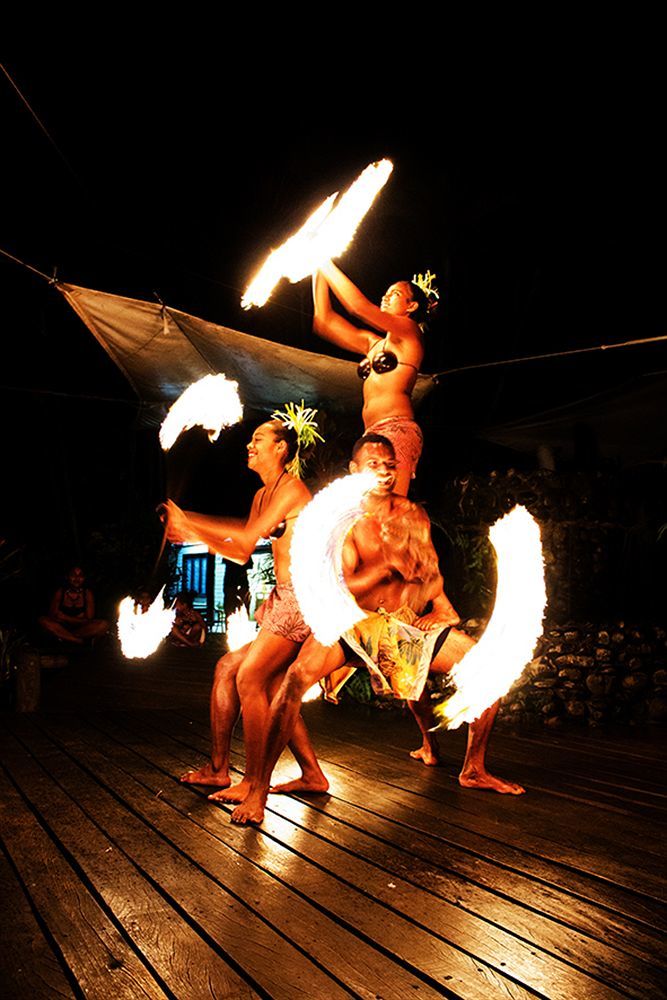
[313,261,437,496]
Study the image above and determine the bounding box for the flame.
[226,605,258,652]
[242,194,338,310]
[118,586,176,659]
[433,506,546,729]
[159,373,243,451]
[290,471,377,646]
[302,683,322,703]
[242,160,393,309]
[299,159,394,275]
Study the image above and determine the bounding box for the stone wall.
[426,467,666,727]
[499,622,667,728]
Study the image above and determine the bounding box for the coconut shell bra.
[357,341,419,381]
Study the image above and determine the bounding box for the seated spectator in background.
[134,589,152,614]
[39,565,109,645]
[169,592,207,647]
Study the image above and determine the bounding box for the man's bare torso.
[345,494,442,614]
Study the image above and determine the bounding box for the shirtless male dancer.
[165,419,328,803]
[232,434,524,825]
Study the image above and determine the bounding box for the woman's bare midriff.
[271,518,300,584]
[361,372,416,428]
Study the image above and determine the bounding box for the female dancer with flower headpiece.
[165,416,328,804]
[313,262,436,496]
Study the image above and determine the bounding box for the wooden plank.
[0,767,169,1000]
[113,710,665,1000]
[0,727,259,1000]
[34,713,539,1000]
[0,845,76,1000]
[298,725,667,894]
[302,704,667,810]
[156,708,667,933]
[10,718,455,1000]
[2,720,355,1000]
[78,712,640,1000]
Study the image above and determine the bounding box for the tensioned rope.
[4,241,665,384]
[430,333,667,381]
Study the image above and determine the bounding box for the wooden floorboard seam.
[65,714,660,999]
[132,709,667,925]
[29,717,590,1000]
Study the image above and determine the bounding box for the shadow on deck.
[1,641,665,998]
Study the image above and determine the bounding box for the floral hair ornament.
[271,400,325,480]
[412,269,440,301]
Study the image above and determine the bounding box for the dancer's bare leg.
[39,616,85,644]
[232,638,345,825]
[459,701,524,794]
[180,645,248,787]
[269,675,329,795]
[209,630,299,804]
[431,628,525,795]
[74,619,109,640]
[407,690,440,766]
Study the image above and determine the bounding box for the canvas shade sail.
[58,283,434,417]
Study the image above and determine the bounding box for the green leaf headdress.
[412,269,439,301]
[271,400,325,479]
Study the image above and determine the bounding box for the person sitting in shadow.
[134,588,152,614]
[169,591,207,647]
[39,565,109,646]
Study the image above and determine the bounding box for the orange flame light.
[290,471,377,646]
[242,160,393,309]
[118,586,176,659]
[226,605,258,652]
[159,374,243,451]
[433,506,546,729]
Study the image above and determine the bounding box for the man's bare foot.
[459,768,525,795]
[410,745,440,767]
[231,789,267,825]
[180,763,231,788]
[270,772,330,795]
[208,778,252,803]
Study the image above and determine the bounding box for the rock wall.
[499,622,667,728]
[427,468,666,727]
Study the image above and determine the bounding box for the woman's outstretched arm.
[312,272,378,356]
[320,261,419,342]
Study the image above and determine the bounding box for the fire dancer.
[232,434,524,826]
[166,418,328,801]
[313,263,437,495]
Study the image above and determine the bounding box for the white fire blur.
[242,160,393,309]
[241,195,337,310]
[159,374,243,451]
[226,605,258,652]
[118,586,176,659]
[302,683,322,703]
[290,471,377,646]
[433,506,546,730]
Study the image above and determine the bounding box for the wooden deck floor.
[1,647,665,998]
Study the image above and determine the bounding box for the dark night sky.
[1,48,665,600]
[3,53,665,396]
